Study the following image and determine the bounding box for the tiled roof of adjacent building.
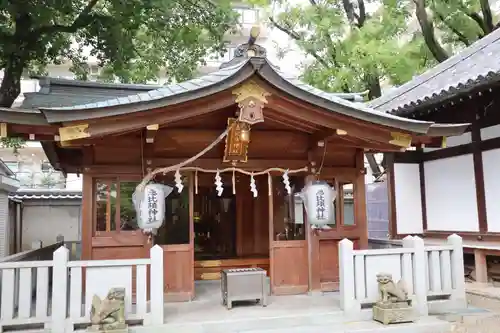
[368,28,500,116]
[9,189,82,200]
[21,76,163,110]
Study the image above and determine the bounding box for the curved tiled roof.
[34,56,469,136]
[0,52,470,138]
[368,28,500,116]
[9,189,82,200]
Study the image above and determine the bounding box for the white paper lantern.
[133,183,173,233]
[301,180,336,227]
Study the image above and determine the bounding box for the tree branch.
[268,17,330,68]
[434,10,471,46]
[480,0,494,33]
[456,3,488,36]
[413,0,449,62]
[35,0,99,35]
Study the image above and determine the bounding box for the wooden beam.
[64,91,236,139]
[310,128,401,151]
[265,112,317,133]
[149,158,310,170]
[268,96,405,146]
[9,124,58,136]
[61,129,311,153]
[146,124,159,144]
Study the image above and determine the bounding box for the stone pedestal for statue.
[372,273,415,325]
[373,300,414,325]
[87,288,128,333]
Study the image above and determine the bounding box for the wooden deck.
[194,257,269,280]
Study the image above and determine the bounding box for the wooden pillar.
[81,173,93,260]
[268,175,274,294]
[189,172,195,295]
[354,150,368,249]
[472,111,488,233]
[474,249,488,284]
[304,174,316,292]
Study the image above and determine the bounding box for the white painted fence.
[0,245,164,333]
[339,234,466,317]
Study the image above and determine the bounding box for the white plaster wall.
[21,203,81,250]
[423,132,472,152]
[482,148,500,232]
[424,154,479,232]
[393,163,423,234]
[480,124,500,141]
[65,174,83,190]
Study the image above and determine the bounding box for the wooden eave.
[0,55,471,171]
[22,57,466,138]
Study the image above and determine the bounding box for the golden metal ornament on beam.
[59,124,90,142]
[441,137,447,148]
[0,123,7,138]
[389,132,412,148]
[232,81,270,125]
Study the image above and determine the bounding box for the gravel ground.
[443,293,500,332]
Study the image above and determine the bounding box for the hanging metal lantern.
[133,183,173,234]
[301,180,336,227]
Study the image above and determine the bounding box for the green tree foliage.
[270,0,432,99]
[0,0,238,107]
[0,137,25,154]
[413,0,499,61]
[268,0,499,177]
[269,0,499,99]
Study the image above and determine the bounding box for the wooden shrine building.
[369,28,500,242]
[368,28,500,283]
[0,38,468,300]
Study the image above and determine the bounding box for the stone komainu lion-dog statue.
[88,287,127,332]
[372,273,414,325]
[376,272,408,303]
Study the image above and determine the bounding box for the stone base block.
[87,324,129,333]
[373,304,415,325]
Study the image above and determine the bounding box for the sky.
[260,0,381,76]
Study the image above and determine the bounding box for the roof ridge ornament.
[220,25,266,69]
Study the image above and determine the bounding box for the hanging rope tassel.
[136,123,235,192]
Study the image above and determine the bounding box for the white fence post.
[149,245,164,325]
[412,236,428,316]
[51,246,69,333]
[448,234,466,308]
[401,236,415,295]
[339,238,360,316]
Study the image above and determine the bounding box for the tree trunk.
[413,0,449,62]
[364,72,382,179]
[0,54,26,107]
[365,73,381,100]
